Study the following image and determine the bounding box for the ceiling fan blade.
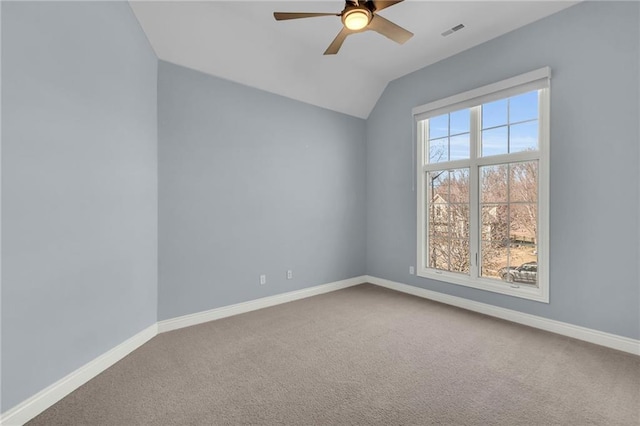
[371,1,404,13]
[324,27,353,55]
[368,14,413,44]
[273,12,338,21]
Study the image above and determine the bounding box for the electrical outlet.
[409,266,415,275]
[259,274,266,285]
[286,270,293,280]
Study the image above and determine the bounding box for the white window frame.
[414,68,550,303]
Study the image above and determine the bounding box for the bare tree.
[428,169,470,273]
[510,161,538,245]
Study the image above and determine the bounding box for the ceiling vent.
[441,24,465,37]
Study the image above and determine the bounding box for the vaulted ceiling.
[130,1,577,118]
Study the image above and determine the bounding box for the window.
[414,68,550,302]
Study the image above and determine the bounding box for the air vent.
[441,24,465,37]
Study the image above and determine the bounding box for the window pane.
[426,168,470,275]
[450,238,470,274]
[450,109,470,135]
[510,121,538,153]
[429,204,449,235]
[481,165,508,202]
[450,134,470,161]
[481,205,508,242]
[449,169,469,203]
[451,204,470,239]
[427,109,471,163]
[428,236,449,271]
[429,137,448,163]
[479,161,539,287]
[481,241,508,280]
[510,204,537,249]
[509,91,538,123]
[509,161,538,202]
[429,170,448,201]
[482,99,508,129]
[429,114,448,140]
[502,259,538,286]
[483,239,539,286]
[482,126,508,157]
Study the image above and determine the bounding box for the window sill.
[417,269,549,303]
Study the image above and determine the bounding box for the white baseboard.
[366,275,640,356]
[3,274,637,425]
[0,324,158,426]
[0,277,364,425]
[158,276,366,333]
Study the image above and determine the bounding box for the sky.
[428,90,539,162]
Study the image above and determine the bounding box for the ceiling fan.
[273,0,413,55]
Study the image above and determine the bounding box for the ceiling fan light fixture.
[273,0,412,55]
[342,8,371,31]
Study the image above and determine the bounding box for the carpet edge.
[5,274,636,425]
[0,323,158,426]
[366,275,640,356]
[157,276,367,333]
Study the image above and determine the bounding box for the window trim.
[415,68,550,303]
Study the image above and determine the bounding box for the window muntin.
[415,69,549,302]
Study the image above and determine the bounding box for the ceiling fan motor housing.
[341,5,372,31]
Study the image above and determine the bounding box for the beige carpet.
[29,284,640,425]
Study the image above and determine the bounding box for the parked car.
[498,262,537,284]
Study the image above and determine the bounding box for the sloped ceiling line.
[129,1,577,119]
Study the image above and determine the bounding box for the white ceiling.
[130,1,577,118]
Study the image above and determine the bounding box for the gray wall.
[2,0,638,416]
[366,1,640,339]
[158,61,366,320]
[1,1,158,411]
